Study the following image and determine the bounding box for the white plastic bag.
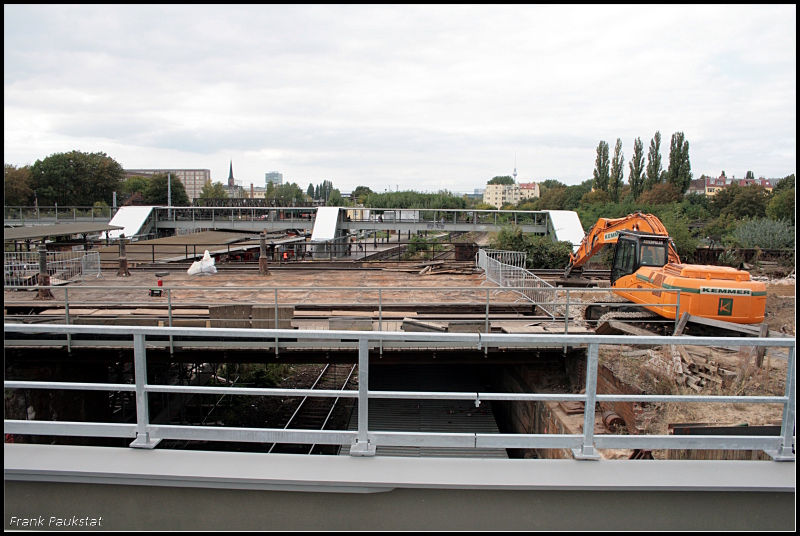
[200,250,217,275]
[187,250,217,276]
[187,260,202,276]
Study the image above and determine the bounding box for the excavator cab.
[610,231,670,285]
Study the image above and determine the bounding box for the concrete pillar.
[36,244,54,300]
[117,237,131,277]
[259,233,270,275]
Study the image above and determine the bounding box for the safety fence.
[3,324,795,460]
[3,251,101,286]
[477,249,557,319]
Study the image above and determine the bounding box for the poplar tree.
[592,140,610,193]
[609,138,624,202]
[644,131,662,191]
[628,137,645,200]
[666,131,692,194]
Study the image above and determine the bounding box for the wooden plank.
[686,314,760,335]
[674,344,695,366]
[754,322,769,368]
[401,319,447,332]
[673,311,690,336]
[448,320,485,333]
[329,318,373,331]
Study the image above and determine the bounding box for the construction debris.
[382,261,481,276]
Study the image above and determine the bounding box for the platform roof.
[311,206,340,242]
[546,210,585,253]
[104,206,156,239]
[3,223,123,242]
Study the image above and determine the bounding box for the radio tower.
[513,154,517,182]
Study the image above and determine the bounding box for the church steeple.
[227,160,234,187]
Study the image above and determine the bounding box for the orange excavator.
[566,212,766,325]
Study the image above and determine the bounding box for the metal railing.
[3,323,795,460]
[3,251,101,286]
[477,249,557,319]
[3,284,686,347]
[3,206,117,222]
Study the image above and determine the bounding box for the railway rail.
[268,364,357,455]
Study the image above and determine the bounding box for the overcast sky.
[4,5,796,192]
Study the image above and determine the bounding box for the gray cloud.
[4,5,796,192]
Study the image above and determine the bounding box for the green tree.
[579,189,611,206]
[637,182,683,205]
[143,172,190,205]
[199,181,229,200]
[314,184,320,199]
[628,137,645,200]
[774,174,795,192]
[352,186,373,204]
[540,179,565,191]
[30,151,124,206]
[710,184,770,220]
[609,138,624,202]
[536,186,569,210]
[592,140,610,192]
[4,163,33,206]
[268,182,306,206]
[365,190,466,210]
[487,175,515,185]
[644,131,662,191]
[666,131,692,193]
[766,188,795,225]
[121,175,150,196]
[327,188,344,206]
[658,209,698,262]
[307,183,314,198]
[745,170,755,180]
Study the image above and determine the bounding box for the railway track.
[269,363,357,455]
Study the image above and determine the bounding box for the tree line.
[592,131,692,202]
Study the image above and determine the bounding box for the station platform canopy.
[545,210,585,253]
[310,207,341,242]
[3,223,123,242]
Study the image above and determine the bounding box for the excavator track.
[596,309,660,323]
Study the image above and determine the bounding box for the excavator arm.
[564,212,681,277]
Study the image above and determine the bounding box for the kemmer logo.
[603,231,619,241]
[718,298,733,316]
[701,287,751,296]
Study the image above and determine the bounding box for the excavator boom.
[564,212,680,277]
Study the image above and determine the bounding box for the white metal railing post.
[774,345,796,460]
[168,288,174,355]
[675,290,681,333]
[574,342,601,459]
[274,289,279,357]
[130,333,159,448]
[63,288,72,353]
[351,338,375,456]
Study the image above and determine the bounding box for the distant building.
[483,183,520,208]
[518,182,540,200]
[704,174,774,196]
[265,172,283,187]
[250,186,267,199]
[687,178,706,196]
[123,168,211,201]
